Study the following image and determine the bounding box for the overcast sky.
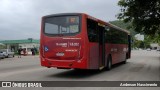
[0,0,120,40]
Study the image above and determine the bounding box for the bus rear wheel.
[106,55,112,70]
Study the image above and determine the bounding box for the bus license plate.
[56,52,64,56]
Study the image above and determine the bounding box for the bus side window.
[87,19,98,42]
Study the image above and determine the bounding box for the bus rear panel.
[40,13,88,69]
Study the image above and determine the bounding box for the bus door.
[98,24,105,69]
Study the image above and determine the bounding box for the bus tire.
[106,55,112,70]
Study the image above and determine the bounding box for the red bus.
[40,13,131,70]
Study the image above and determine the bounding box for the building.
[0,39,40,53]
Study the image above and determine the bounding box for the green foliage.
[143,36,152,48]
[118,0,160,36]
[132,37,145,49]
[145,34,160,46]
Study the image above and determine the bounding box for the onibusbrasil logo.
[1,82,42,87]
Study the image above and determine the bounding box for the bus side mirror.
[105,26,110,31]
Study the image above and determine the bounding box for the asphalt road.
[0,50,159,90]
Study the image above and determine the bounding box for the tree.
[118,0,160,36]
[143,35,152,48]
[145,34,160,45]
[152,35,160,45]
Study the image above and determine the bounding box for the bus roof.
[43,13,83,18]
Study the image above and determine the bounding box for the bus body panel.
[88,43,128,69]
[88,43,99,69]
[109,44,128,64]
[40,13,131,70]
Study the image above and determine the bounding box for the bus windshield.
[44,16,80,36]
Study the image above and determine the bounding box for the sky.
[0,0,120,40]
